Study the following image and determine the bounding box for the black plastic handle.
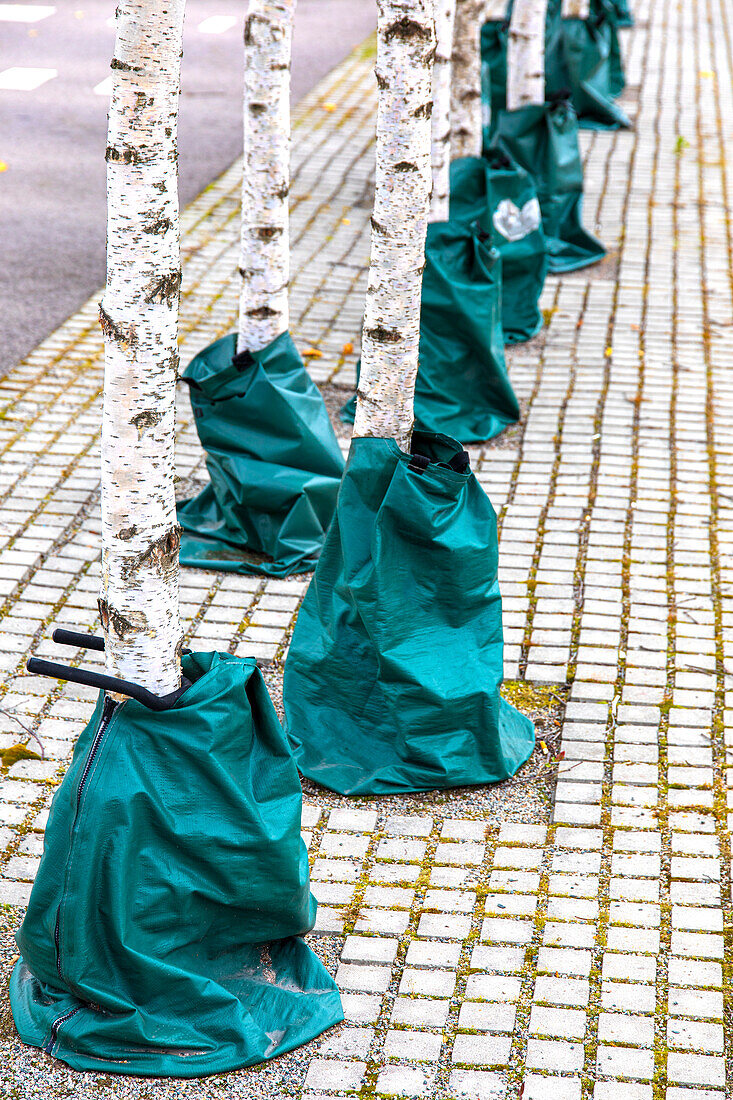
[27,657,191,712]
[52,629,105,652]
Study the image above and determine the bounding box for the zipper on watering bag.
[44,1005,82,1054]
[53,694,119,979]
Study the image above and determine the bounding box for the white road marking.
[93,76,113,96]
[197,15,237,34]
[0,66,57,90]
[0,4,56,22]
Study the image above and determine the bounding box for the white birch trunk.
[352,0,436,450]
[449,0,483,160]
[99,0,185,696]
[238,0,296,354]
[429,0,456,221]
[506,0,547,109]
[561,0,589,16]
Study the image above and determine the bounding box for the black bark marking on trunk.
[250,102,267,115]
[111,57,143,73]
[371,217,387,234]
[244,12,267,44]
[394,161,418,172]
[99,303,138,348]
[130,409,163,438]
[246,305,279,319]
[274,183,290,199]
[105,144,142,165]
[120,526,181,581]
[375,71,388,90]
[118,525,139,541]
[413,101,433,118]
[99,598,147,639]
[144,270,182,306]
[364,324,401,343]
[254,226,284,240]
[143,215,173,236]
[355,389,381,408]
[384,17,433,44]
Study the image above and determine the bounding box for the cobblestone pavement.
[0,0,732,1097]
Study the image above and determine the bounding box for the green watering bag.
[11,651,343,1077]
[177,332,344,577]
[594,0,627,94]
[449,154,548,343]
[481,0,628,131]
[489,98,605,273]
[607,0,634,29]
[341,222,519,443]
[284,433,535,796]
[554,4,629,129]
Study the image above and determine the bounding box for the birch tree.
[561,0,589,16]
[506,0,547,109]
[449,0,483,159]
[238,0,296,354]
[430,0,457,221]
[99,0,186,696]
[352,0,436,449]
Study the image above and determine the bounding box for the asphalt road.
[0,0,376,374]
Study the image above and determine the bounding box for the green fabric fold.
[489,99,606,273]
[284,433,535,796]
[177,332,344,577]
[449,154,548,343]
[341,222,519,442]
[11,651,343,1077]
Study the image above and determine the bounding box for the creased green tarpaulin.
[341,222,519,443]
[449,154,548,344]
[177,332,344,577]
[11,651,343,1077]
[489,98,606,273]
[284,433,535,796]
[481,0,629,132]
[606,0,634,29]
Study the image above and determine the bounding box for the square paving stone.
[375,1066,434,1098]
[406,941,462,968]
[598,1012,654,1046]
[593,1085,652,1100]
[523,1075,581,1100]
[399,968,456,997]
[452,1034,512,1066]
[339,993,382,1024]
[457,1002,517,1033]
[305,1059,366,1091]
[596,1045,655,1080]
[383,1030,442,1062]
[448,1069,506,1099]
[525,1038,584,1072]
[666,1053,726,1088]
[667,1019,724,1053]
[533,976,590,1007]
[391,998,450,1027]
[528,1005,586,1040]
